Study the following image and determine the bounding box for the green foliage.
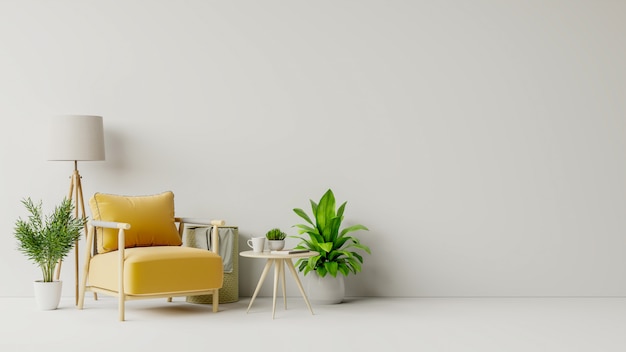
[265,228,287,240]
[14,197,87,282]
[292,189,371,278]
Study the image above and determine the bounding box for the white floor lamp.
[47,115,105,305]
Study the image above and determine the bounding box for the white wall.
[1,1,625,298]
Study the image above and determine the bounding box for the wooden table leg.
[247,259,273,313]
[280,260,287,309]
[285,259,314,315]
[272,259,279,319]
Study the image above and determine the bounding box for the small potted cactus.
[265,228,287,251]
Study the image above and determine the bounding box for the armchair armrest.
[177,218,226,255]
[87,220,129,269]
[87,220,131,252]
[90,220,131,230]
[89,221,130,266]
[176,218,225,227]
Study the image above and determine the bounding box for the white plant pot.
[305,273,345,305]
[33,280,63,310]
[267,240,285,251]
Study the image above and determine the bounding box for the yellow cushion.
[89,191,182,253]
[88,246,223,294]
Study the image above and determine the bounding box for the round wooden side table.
[240,250,318,319]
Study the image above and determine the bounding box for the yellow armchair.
[77,191,224,321]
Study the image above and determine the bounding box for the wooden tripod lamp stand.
[48,115,105,305]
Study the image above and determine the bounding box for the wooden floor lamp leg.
[74,170,90,306]
[54,172,76,282]
[55,163,95,306]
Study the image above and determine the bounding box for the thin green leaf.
[316,265,327,277]
[340,224,369,237]
[346,242,372,255]
[337,263,350,276]
[325,261,338,277]
[293,224,318,235]
[293,208,314,226]
[347,257,362,273]
[318,242,333,253]
[334,236,350,249]
[316,189,336,236]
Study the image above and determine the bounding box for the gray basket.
[183,226,239,304]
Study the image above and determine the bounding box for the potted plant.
[13,197,86,310]
[292,189,371,304]
[265,228,287,251]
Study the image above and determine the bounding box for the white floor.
[1,296,626,352]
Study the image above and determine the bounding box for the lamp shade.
[47,115,105,161]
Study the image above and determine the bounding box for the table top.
[239,250,319,259]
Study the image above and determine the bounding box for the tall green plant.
[292,189,371,277]
[14,198,86,282]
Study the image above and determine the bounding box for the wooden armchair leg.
[119,295,125,321]
[77,283,86,310]
[213,289,219,313]
[119,301,125,321]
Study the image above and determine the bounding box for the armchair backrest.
[89,191,182,254]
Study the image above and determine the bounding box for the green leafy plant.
[292,189,371,278]
[265,228,287,240]
[14,197,87,282]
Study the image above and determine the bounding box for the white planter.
[267,240,285,251]
[33,280,63,310]
[305,273,345,305]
